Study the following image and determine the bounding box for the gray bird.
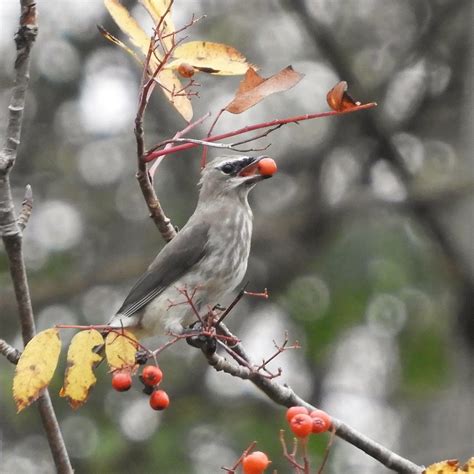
[107,155,274,338]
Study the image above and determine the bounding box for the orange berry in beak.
[257,157,277,177]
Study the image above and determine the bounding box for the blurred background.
[0,0,472,472]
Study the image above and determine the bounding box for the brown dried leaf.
[326,81,361,112]
[167,41,251,76]
[226,66,304,114]
[59,330,104,410]
[13,329,61,413]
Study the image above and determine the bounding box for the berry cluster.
[286,406,332,438]
[111,364,170,411]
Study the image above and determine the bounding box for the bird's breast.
[202,208,253,295]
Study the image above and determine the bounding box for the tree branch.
[145,102,377,161]
[0,338,21,364]
[204,324,423,474]
[0,2,73,472]
[16,183,33,230]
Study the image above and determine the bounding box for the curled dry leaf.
[167,41,251,76]
[59,330,104,409]
[326,81,361,112]
[226,66,304,114]
[105,330,139,372]
[13,329,62,413]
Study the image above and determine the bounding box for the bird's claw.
[184,322,217,354]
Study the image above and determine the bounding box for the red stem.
[145,102,377,162]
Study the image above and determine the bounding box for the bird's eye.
[221,163,234,174]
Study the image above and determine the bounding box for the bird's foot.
[184,322,217,354]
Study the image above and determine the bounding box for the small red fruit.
[177,62,195,78]
[289,413,313,438]
[111,371,132,392]
[286,406,309,423]
[141,365,163,387]
[257,157,277,177]
[310,409,332,434]
[149,389,170,411]
[242,451,271,474]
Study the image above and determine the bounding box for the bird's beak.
[238,156,271,183]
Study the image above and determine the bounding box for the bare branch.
[204,324,423,474]
[134,23,182,242]
[0,2,73,472]
[0,338,21,364]
[145,102,377,161]
[151,136,269,154]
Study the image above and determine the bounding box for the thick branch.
[0,2,73,473]
[204,324,423,474]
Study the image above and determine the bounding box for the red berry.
[141,365,163,387]
[310,409,332,434]
[286,406,309,423]
[257,158,277,177]
[289,413,313,438]
[111,371,132,392]
[177,62,195,78]
[149,389,170,411]
[242,451,271,474]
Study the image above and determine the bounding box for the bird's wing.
[116,221,209,317]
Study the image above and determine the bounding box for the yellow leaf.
[463,458,474,473]
[98,25,142,65]
[104,0,192,122]
[424,459,460,473]
[105,330,139,371]
[104,0,153,56]
[156,69,193,122]
[168,41,251,76]
[59,330,104,410]
[139,0,175,50]
[13,329,61,413]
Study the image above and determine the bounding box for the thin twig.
[201,107,225,167]
[203,325,423,474]
[148,112,211,180]
[16,184,32,230]
[317,425,336,474]
[145,102,377,161]
[135,25,178,242]
[221,441,257,473]
[0,2,73,473]
[280,430,305,472]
